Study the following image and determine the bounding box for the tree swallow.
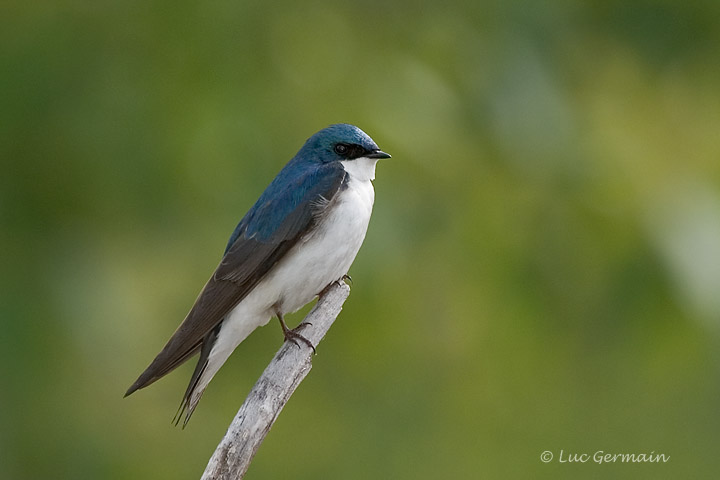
[125,123,391,425]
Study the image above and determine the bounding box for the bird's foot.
[318,275,352,298]
[284,328,316,354]
[280,319,316,354]
[277,311,316,353]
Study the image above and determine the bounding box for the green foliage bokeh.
[2,1,720,478]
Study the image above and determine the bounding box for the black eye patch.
[334,143,368,159]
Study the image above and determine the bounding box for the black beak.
[367,149,392,159]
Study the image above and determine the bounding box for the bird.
[124,123,391,426]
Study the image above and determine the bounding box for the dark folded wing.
[125,162,346,395]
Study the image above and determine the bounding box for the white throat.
[340,157,379,182]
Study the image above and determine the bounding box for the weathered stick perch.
[201,281,351,480]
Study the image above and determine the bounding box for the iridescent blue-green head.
[295,123,391,164]
[226,123,391,250]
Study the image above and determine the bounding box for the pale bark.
[201,281,351,479]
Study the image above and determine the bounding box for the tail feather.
[172,361,208,427]
[124,342,202,397]
[173,323,222,427]
[127,308,262,426]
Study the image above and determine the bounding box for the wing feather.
[125,162,346,395]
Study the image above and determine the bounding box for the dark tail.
[173,323,222,427]
[124,343,201,397]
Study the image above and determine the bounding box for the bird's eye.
[334,144,348,155]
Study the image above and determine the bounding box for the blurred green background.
[2,0,720,478]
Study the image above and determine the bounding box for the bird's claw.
[318,276,352,298]
[284,326,316,354]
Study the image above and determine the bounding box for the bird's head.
[297,124,391,164]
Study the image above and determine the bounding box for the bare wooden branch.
[200,281,351,480]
